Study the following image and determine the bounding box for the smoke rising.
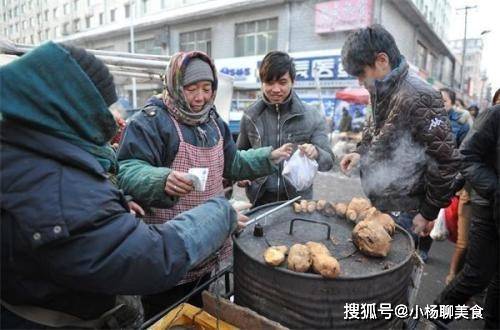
[361,132,428,198]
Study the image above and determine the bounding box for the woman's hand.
[128,201,145,217]
[270,143,294,164]
[164,170,194,197]
[237,212,250,230]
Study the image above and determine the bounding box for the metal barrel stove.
[233,201,416,329]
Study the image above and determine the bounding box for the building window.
[180,29,211,56]
[74,0,79,11]
[38,31,42,41]
[416,42,427,71]
[30,35,34,44]
[128,38,162,54]
[30,17,34,27]
[64,3,69,15]
[73,18,80,32]
[99,12,104,25]
[110,9,116,22]
[44,9,49,21]
[63,22,69,35]
[45,28,50,39]
[37,13,41,24]
[235,18,278,57]
[85,16,92,28]
[53,8,58,18]
[141,0,148,14]
[124,4,130,18]
[54,26,60,37]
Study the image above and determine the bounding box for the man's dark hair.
[341,24,401,77]
[440,88,456,104]
[259,51,296,83]
[456,98,466,108]
[493,88,500,105]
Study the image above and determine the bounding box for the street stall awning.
[335,88,370,104]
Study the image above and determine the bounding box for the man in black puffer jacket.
[435,105,499,329]
[340,25,460,259]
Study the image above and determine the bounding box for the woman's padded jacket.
[117,97,277,209]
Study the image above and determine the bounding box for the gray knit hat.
[182,58,214,86]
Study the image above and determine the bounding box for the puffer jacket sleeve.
[356,115,374,155]
[218,118,276,179]
[460,107,499,201]
[117,111,177,209]
[228,148,277,180]
[310,108,335,171]
[45,177,237,296]
[410,92,461,220]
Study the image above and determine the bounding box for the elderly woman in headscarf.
[117,51,292,318]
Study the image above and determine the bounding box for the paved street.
[234,171,484,329]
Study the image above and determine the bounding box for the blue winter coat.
[0,42,236,321]
[448,108,470,147]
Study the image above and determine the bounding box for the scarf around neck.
[162,51,218,126]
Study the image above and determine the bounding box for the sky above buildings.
[449,0,499,93]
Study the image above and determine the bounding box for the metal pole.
[457,5,477,95]
[130,1,137,108]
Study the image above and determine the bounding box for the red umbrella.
[335,88,370,104]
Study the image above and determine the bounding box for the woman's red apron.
[144,116,231,284]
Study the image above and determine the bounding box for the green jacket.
[117,99,277,208]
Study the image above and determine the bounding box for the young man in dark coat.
[339,25,460,260]
[0,42,237,328]
[237,51,335,206]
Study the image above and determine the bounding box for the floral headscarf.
[162,51,218,126]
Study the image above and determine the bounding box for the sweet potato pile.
[291,197,396,258]
[263,242,341,279]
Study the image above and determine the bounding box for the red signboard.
[315,0,374,34]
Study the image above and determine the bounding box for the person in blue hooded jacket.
[0,42,237,329]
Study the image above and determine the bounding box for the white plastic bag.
[430,208,448,241]
[282,150,318,191]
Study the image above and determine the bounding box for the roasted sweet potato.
[287,244,311,272]
[323,202,336,216]
[300,200,308,212]
[293,202,302,213]
[352,220,392,257]
[346,209,358,222]
[347,197,371,222]
[334,202,347,217]
[316,200,327,211]
[264,245,289,266]
[305,242,340,278]
[365,213,396,236]
[307,201,316,213]
[312,254,340,279]
[358,207,379,222]
[305,241,330,257]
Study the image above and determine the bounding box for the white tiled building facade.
[1,0,457,111]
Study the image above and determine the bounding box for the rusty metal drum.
[233,201,416,329]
